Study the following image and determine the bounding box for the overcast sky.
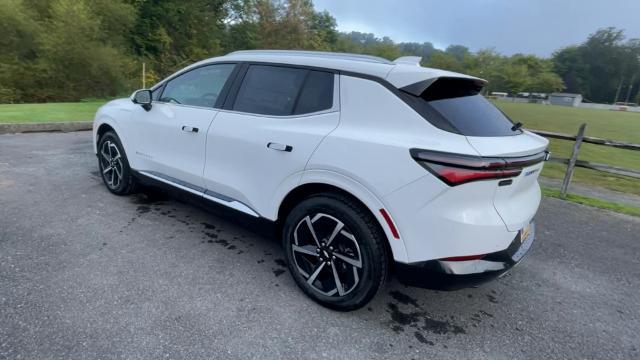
[313,0,640,57]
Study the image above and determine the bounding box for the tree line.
[1,0,639,104]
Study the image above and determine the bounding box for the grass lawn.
[542,187,640,218]
[0,101,107,123]
[495,101,640,196]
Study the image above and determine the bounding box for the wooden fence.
[528,124,640,197]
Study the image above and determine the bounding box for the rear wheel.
[98,131,137,195]
[282,193,388,311]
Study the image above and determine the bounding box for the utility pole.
[624,73,636,104]
[613,77,623,104]
[142,62,146,89]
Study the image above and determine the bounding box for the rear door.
[130,63,237,189]
[203,64,340,218]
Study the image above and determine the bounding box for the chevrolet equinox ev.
[93,50,548,311]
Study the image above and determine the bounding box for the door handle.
[267,142,293,152]
[181,126,199,133]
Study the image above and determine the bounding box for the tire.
[282,193,388,311]
[97,131,137,195]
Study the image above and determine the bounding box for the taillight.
[410,149,546,186]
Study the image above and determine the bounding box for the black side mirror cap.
[132,89,152,111]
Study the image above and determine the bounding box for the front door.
[130,63,237,189]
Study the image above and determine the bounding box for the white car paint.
[93,50,547,266]
[129,102,219,189]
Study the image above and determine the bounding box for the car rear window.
[402,78,518,137]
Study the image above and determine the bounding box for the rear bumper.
[395,222,535,290]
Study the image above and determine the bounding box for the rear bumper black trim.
[395,222,535,290]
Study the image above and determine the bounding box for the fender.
[93,101,136,167]
[271,169,410,263]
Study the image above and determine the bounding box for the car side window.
[232,65,334,116]
[159,64,235,108]
[233,65,307,116]
[294,70,334,115]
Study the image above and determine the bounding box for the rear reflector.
[379,208,400,240]
[410,149,546,186]
[441,254,485,261]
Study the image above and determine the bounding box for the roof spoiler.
[401,76,488,97]
[393,56,422,66]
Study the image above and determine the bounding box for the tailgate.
[466,131,548,231]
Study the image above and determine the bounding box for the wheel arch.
[93,118,121,154]
[96,123,115,142]
[275,172,409,263]
[93,117,137,170]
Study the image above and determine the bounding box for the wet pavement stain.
[126,189,292,285]
[389,290,420,308]
[414,332,435,346]
[385,291,470,347]
[201,222,216,230]
[391,325,404,333]
[130,192,167,205]
[136,205,151,214]
[422,316,466,335]
[486,293,499,304]
[274,259,287,268]
[272,269,286,277]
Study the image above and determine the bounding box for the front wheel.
[97,131,137,195]
[282,193,389,311]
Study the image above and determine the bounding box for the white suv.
[93,50,548,311]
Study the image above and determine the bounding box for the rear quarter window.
[294,71,334,115]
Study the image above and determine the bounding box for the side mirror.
[132,89,152,111]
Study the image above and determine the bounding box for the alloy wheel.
[99,140,124,190]
[292,213,363,297]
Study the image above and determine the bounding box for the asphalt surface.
[1,131,639,360]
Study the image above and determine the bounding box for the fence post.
[560,123,587,197]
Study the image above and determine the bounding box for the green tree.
[425,51,464,72]
[0,0,41,102]
[530,72,565,93]
[445,44,470,62]
[553,27,640,103]
[36,0,135,101]
[398,42,435,60]
[498,63,530,96]
[129,0,228,76]
[553,46,589,93]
